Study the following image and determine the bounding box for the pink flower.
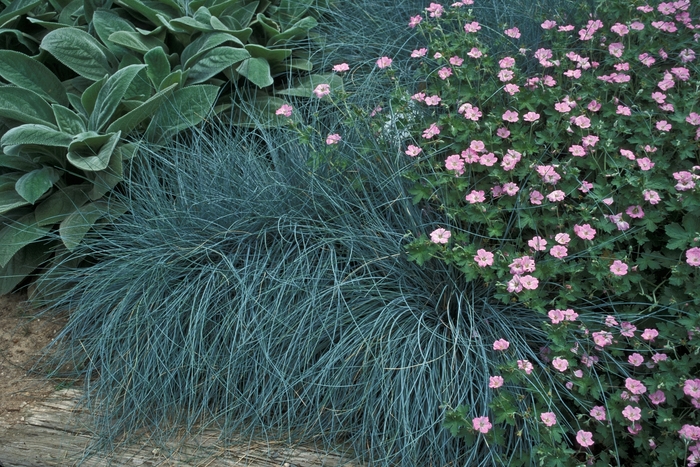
[332,62,350,72]
[496,127,510,138]
[651,353,667,364]
[592,330,613,347]
[411,92,426,102]
[502,110,519,122]
[540,412,557,426]
[547,190,565,202]
[686,112,700,126]
[582,135,599,147]
[472,416,492,433]
[411,48,428,58]
[499,56,515,68]
[502,182,519,196]
[459,103,482,121]
[554,101,573,113]
[425,2,444,17]
[489,376,504,388]
[649,390,666,405]
[550,245,568,259]
[424,95,441,106]
[686,247,700,266]
[313,83,331,98]
[474,249,494,267]
[574,223,596,240]
[685,379,700,398]
[605,315,619,327]
[530,190,544,205]
[438,67,453,80]
[445,154,464,175]
[548,309,564,324]
[517,359,533,374]
[579,181,594,193]
[610,260,629,276]
[479,153,497,167]
[622,405,642,422]
[326,133,341,145]
[611,22,629,35]
[620,322,637,338]
[643,189,661,204]
[626,205,644,218]
[467,47,483,59]
[678,424,700,441]
[465,190,486,204]
[587,100,601,112]
[449,56,464,67]
[464,21,481,33]
[573,115,591,128]
[590,406,607,421]
[536,165,561,184]
[569,145,586,157]
[628,353,644,366]
[639,52,656,67]
[493,339,510,351]
[275,103,293,117]
[528,236,548,251]
[519,275,539,290]
[641,328,659,341]
[541,20,557,29]
[626,377,647,395]
[555,233,571,245]
[636,157,655,171]
[376,56,393,68]
[422,123,441,139]
[609,42,625,58]
[504,27,521,38]
[408,15,422,28]
[628,423,642,435]
[617,105,632,116]
[523,112,540,122]
[552,357,569,372]
[430,228,451,244]
[576,430,595,448]
[405,145,422,157]
[673,171,696,191]
[656,120,672,131]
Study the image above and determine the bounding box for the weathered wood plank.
[0,390,362,467]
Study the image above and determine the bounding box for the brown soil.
[0,292,67,428]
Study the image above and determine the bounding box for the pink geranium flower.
[405,145,422,157]
[552,357,569,372]
[332,62,350,72]
[684,379,700,398]
[649,390,666,405]
[641,328,659,341]
[574,223,596,240]
[517,359,534,374]
[493,339,510,350]
[590,406,607,421]
[622,405,642,422]
[550,245,568,259]
[326,133,341,145]
[472,416,492,433]
[474,248,494,267]
[626,377,647,395]
[313,84,331,98]
[464,21,481,33]
[540,412,557,426]
[687,247,700,266]
[275,103,293,117]
[376,56,393,68]
[610,260,629,276]
[576,430,595,447]
[489,376,504,388]
[430,228,451,244]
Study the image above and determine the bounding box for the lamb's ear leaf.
[0,50,69,106]
[88,64,147,132]
[1,124,73,148]
[0,213,51,268]
[0,242,52,295]
[14,167,60,204]
[59,199,127,251]
[40,27,114,81]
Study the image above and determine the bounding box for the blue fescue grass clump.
[33,111,556,465]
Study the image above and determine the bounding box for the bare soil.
[0,292,67,429]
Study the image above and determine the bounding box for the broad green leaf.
[81,76,106,116]
[144,46,170,89]
[0,173,23,191]
[185,46,249,85]
[245,43,291,63]
[59,199,127,250]
[0,190,30,214]
[87,149,123,200]
[0,0,42,28]
[145,84,218,143]
[66,131,121,171]
[14,167,60,204]
[52,104,87,134]
[276,73,344,98]
[236,57,273,88]
[0,87,57,127]
[181,31,245,69]
[88,64,146,132]
[0,154,36,171]
[0,242,51,295]
[0,50,69,106]
[0,212,51,267]
[57,0,82,26]
[252,13,279,40]
[0,28,40,53]
[205,0,240,17]
[268,16,317,46]
[40,27,114,81]
[107,31,168,55]
[117,0,180,25]
[169,15,211,33]
[225,0,258,29]
[1,124,73,148]
[106,82,177,134]
[271,0,314,28]
[34,183,91,226]
[92,9,137,58]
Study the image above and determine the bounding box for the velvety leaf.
[81,76,106,116]
[157,70,183,91]
[185,46,249,85]
[0,242,51,295]
[1,124,73,148]
[88,64,146,132]
[0,50,69,106]
[267,16,317,46]
[0,154,36,171]
[0,28,40,53]
[34,183,91,226]
[180,31,245,69]
[66,131,121,171]
[169,16,211,33]
[0,213,51,268]
[52,104,87,134]
[14,167,60,204]
[0,0,42,29]
[67,93,87,118]
[244,43,291,63]
[144,46,170,89]
[106,83,177,134]
[117,0,180,25]
[0,190,31,214]
[236,57,273,88]
[40,27,114,81]
[0,173,22,192]
[145,84,219,143]
[107,31,168,55]
[92,9,137,58]
[0,87,57,127]
[87,148,123,200]
[59,199,127,250]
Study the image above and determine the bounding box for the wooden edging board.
[0,389,362,467]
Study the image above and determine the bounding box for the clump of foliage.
[0,0,335,293]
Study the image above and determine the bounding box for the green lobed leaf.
[185,46,250,85]
[66,131,121,171]
[236,57,273,88]
[0,86,57,127]
[0,50,69,106]
[88,64,147,132]
[34,183,91,226]
[40,27,114,81]
[14,167,60,204]
[1,124,73,148]
[0,212,51,268]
